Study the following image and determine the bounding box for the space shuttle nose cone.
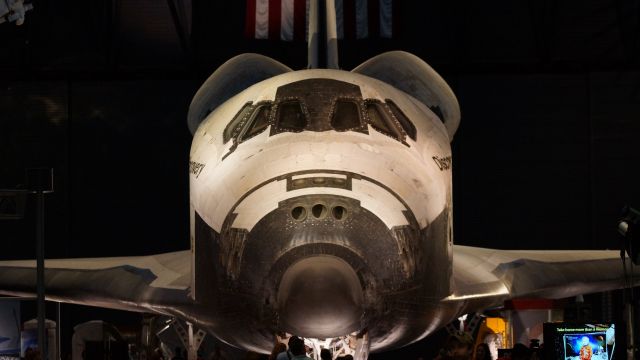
[277,256,364,338]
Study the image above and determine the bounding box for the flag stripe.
[391,0,398,38]
[245,0,257,38]
[255,0,269,39]
[335,0,344,39]
[293,0,306,41]
[355,0,368,39]
[281,0,294,40]
[379,0,392,38]
[343,0,356,39]
[367,0,379,38]
[246,0,393,41]
[269,0,282,40]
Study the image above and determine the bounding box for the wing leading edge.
[450,245,639,314]
[0,251,192,315]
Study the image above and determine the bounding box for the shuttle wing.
[0,251,191,314]
[1,246,634,322]
[450,245,638,313]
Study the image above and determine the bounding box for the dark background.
[1,1,640,358]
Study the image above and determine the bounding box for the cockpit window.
[223,102,253,144]
[331,100,361,131]
[386,99,417,141]
[365,101,403,140]
[240,104,271,141]
[276,100,306,131]
[221,81,421,162]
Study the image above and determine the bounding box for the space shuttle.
[0,1,637,358]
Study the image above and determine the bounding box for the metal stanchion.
[27,168,54,360]
[618,206,639,359]
[56,302,61,360]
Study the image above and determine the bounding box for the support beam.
[173,319,206,360]
[27,168,54,360]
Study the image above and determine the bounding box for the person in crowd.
[270,342,287,360]
[276,336,294,360]
[474,343,491,360]
[287,336,312,360]
[435,331,474,360]
[320,348,332,360]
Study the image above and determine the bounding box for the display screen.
[0,300,20,359]
[543,323,617,360]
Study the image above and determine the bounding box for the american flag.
[245,0,394,41]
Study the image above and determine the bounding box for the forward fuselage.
[188,69,456,352]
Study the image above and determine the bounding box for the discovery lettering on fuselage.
[189,161,206,178]
[432,156,452,171]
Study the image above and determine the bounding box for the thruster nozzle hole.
[311,204,327,219]
[332,206,347,220]
[291,206,307,221]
